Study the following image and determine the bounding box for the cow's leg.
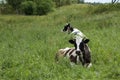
[87,63,92,68]
[83,51,92,68]
[79,55,84,66]
[82,44,92,68]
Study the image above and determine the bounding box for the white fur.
[87,63,92,68]
[71,51,77,57]
[76,36,83,51]
[77,56,80,64]
[66,49,76,57]
[71,28,86,38]
[87,44,91,52]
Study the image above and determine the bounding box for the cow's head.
[69,37,90,55]
[63,23,73,33]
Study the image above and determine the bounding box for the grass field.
[0,4,120,80]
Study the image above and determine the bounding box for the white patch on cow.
[77,56,80,63]
[71,51,77,57]
[72,28,86,38]
[63,47,70,51]
[71,28,79,34]
[87,63,92,68]
[66,49,72,57]
[65,49,76,58]
[76,36,82,51]
[87,44,91,52]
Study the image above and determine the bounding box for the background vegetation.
[0,0,119,15]
[0,0,81,15]
[0,3,120,80]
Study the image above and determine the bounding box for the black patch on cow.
[83,39,90,43]
[69,49,75,55]
[70,55,77,64]
[69,39,75,44]
[80,42,84,52]
[63,23,74,32]
[79,55,84,65]
[70,27,73,32]
[63,23,70,32]
[83,44,91,63]
[64,49,71,56]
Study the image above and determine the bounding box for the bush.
[21,1,36,15]
[20,0,54,15]
[6,0,24,14]
[0,5,14,14]
[36,0,54,15]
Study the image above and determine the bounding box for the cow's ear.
[69,39,75,44]
[67,23,70,26]
[84,39,90,43]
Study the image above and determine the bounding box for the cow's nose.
[76,51,80,55]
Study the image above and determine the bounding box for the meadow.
[0,4,120,80]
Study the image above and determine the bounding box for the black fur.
[63,23,73,32]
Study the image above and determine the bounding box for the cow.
[62,23,86,39]
[55,37,92,68]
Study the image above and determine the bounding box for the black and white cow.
[55,37,92,68]
[69,36,92,68]
[62,23,86,38]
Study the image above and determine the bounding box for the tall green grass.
[0,4,120,80]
